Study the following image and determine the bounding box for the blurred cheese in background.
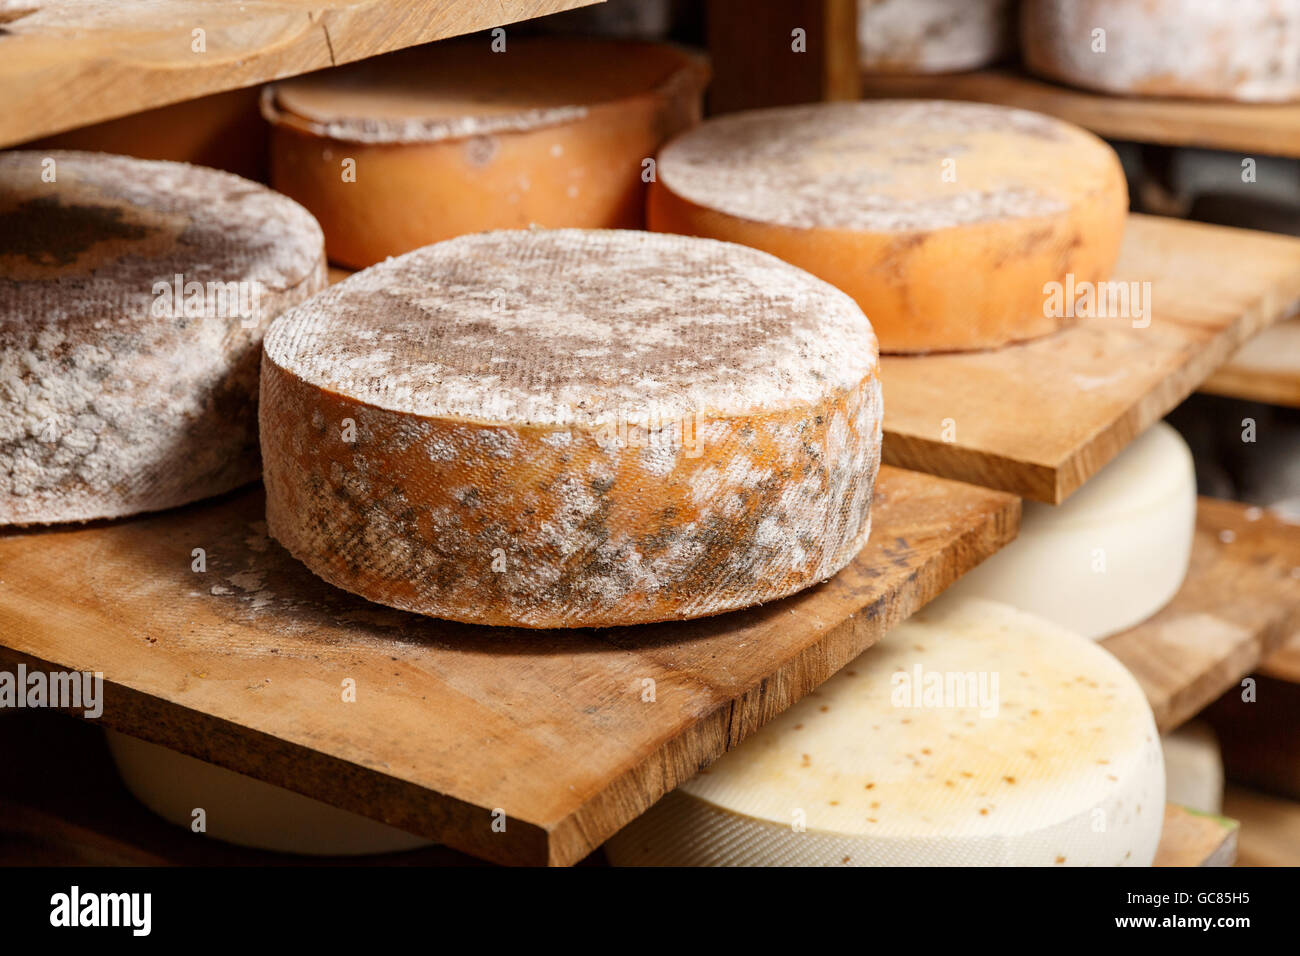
[1162,722,1225,816]
[860,0,1016,74]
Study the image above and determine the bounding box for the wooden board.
[1203,672,1300,802]
[1101,498,1300,733]
[0,0,598,148]
[1201,317,1300,409]
[1152,805,1239,867]
[881,215,1300,502]
[860,68,1300,159]
[1222,786,1300,867]
[0,466,1019,867]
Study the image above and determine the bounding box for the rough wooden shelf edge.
[1222,786,1300,867]
[1152,805,1239,867]
[0,0,599,148]
[1199,316,1300,409]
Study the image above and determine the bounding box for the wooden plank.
[859,68,1300,159]
[1222,786,1300,867]
[0,0,598,148]
[881,215,1300,502]
[0,466,1019,867]
[1152,805,1239,867]
[1102,499,1300,733]
[1203,671,1300,801]
[1201,317,1300,409]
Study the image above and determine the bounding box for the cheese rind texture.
[0,150,326,526]
[260,229,882,628]
[649,100,1128,353]
[942,422,1195,640]
[1022,0,1300,102]
[860,0,1015,74]
[605,598,1165,866]
[264,38,709,268]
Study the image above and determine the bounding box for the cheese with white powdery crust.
[605,597,1165,866]
[259,229,883,629]
[860,0,1015,74]
[0,150,326,526]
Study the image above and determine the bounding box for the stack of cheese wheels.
[941,422,1196,640]
[1022,0,1300,103]
[605,597,1166,866]
[1162,722,1224,816]
[649,101,1128,353]
[105,731,432,856]
[860,0,1015,74]
[0,151,325,526]
[263,37,709,268]
[259,229,882,628]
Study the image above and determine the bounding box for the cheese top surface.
[657,100,1118,232]
[262,229,879,427]
[680,597,1159,838]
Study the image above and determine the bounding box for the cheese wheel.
[605,598,1165,866]
[648,101,1128,353]
[941,422,1196,640]
[105,731,432,856]
[1162,722,1224,816]
[1022,0,1300,103]
[0,151,326,526]
[260,229,882,628]
[264,37,708,268]
[860,0,1015,74]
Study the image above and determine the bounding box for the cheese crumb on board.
[605,598,1165,866]
[649,100,1128,353]
[259,229,882,629]
[860,0,1015,74]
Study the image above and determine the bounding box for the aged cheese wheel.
[942,422,1195,640]
[1163,722,1224,816]
[1022,0,1300,103]
[264,37,708,268]
[0,150,325,526]
[860,0,1015,74]
[260,229,882,628]
[648,101,1128,353]
[105,731,432,856]
[605,597,1165,866]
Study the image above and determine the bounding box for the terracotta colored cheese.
[264,37,709,268]
[260,229,882,628]
[0,151,325,526]
[605,598,1166,866]
[648,101,1128,353]
[860,0,1015,74]
[1022,0,1300,103]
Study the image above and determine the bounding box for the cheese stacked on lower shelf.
[606,598,1165,866]
[0,151,326,525]
[260,229,883,628]
[649,101,1127,353]
[860,0,1015,74]
[1163,722,1224,817]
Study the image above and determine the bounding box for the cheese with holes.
[648,101,1127,353]
[260,229,882,628]
[1163,722,1224,816]
[264,37,708,268]
[106,731,432,856]
[605,597,1165,866]
[0,151,325,526]
[860,0,1015,74]
[942,422,1195,640]
[1022,0,1300,102]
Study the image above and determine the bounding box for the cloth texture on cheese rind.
[0,150,326,526]
[264,37,709,269]
[605,598,1165,866]
[259,229,882,628]
[860,0,1015,74]
[648,100,1128,354]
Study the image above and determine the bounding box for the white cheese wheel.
[649,101,1127,353]
[860,0,1015,74]
[105,731,431,856]
[605,598,1165,866]
[0,150,326,526]
[260,229,882,628]
[1022,0,1300,103]
[941,422,1196,640]
[1162,722,1224,816]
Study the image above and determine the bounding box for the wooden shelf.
[1222,786,1300,867]
[1101,498,1300,733]
[860,68,1300,159]
[0,466,1018,867]
[0,0,598,148]
[1152,805,1238,867]
[1201,317,1300,409]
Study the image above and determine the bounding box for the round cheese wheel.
[860,0,1015,74]
[1022,0,1300,103]
[605,597,1165,866]
[264,37,708,268]
[260,229,882,628]
[105,731,432,856]
[1162,722,1224,816]
[648,101,1128,353]
[941,422,1196,640]
[0,150,326,526]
